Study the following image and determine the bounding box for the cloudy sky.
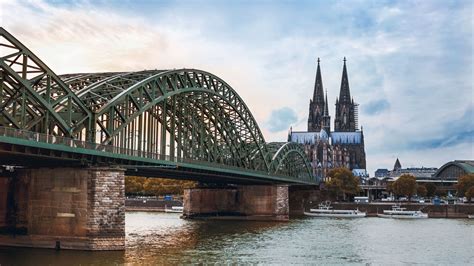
[1,0,472,174]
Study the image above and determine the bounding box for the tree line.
[124,169,474,202]
[125,176,196,196]
[321,168,474,202]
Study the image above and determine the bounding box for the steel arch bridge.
[0,27,317,185]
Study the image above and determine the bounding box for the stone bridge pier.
[182,184,319,221]
[0,167,125,250]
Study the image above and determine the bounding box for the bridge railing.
[0,126,314,182]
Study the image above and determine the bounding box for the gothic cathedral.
[288,58,366,181]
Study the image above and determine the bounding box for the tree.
[125,176,146,195]
[417,185,427,197]
[456,173,474,197]
[392,174,417,200]
[325,167,360,201]
[125,176,196,196]
[425,183,437,198]
[465,186,474,203]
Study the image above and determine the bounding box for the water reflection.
[0,212,473,265]
[125,212,286,264]
[0,247,125,265]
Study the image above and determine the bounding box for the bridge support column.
[0,167,125,250]
[288,186,321,216]
[183,185,289,221]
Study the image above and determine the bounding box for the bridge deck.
[0,127,317,185]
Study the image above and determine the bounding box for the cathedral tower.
[322,91,331,133]
[334,57,357,132]
[308,58,326,132]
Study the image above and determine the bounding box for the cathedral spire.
[322,90,331,133]
[393,158,402,171]
[308,58,326,132]
[334,57,356,132]
[312,58,324,103]
[339,57,351,103]
[323,90,329,116]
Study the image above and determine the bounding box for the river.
[1,212,473,265]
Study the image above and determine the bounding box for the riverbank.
[126,198,183,212]
[126,199,474,218]
[329,202,474,218]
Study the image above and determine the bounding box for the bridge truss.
[0,27,317,184]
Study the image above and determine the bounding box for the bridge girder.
[0,27,316,183]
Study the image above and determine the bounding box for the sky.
[1,0,472,175]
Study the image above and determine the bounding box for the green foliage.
[325,167,360,201]
[456,173,474,197]
[125,176,196,196]
[425,183,437,197]
[416,185,427,197]
[392,174,417,199]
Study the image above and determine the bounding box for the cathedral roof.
[290,131,329,144]
[330,132,362,144]
[289,130,363,145]
[319,129,329,139]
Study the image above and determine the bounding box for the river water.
[1,212,473,265]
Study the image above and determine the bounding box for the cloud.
[363,99,390,115]
[410,104,474,149]
[1,0,471,176]
[266,107,298,133]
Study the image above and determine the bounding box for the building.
[388,158,438,180]
[374,168,389,178]
[377,159,474,196]
[288,58,366,181]
[432,160,474,180]
[426,160,474,195]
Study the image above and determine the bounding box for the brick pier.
[182,185,290,221]
[0,167,125,250]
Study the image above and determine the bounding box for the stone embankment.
[329,202,474,218]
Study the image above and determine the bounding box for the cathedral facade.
[288,58,366,182]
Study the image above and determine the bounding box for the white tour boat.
[165,206,184,213]
[377,205,428,219]
[468,215,474,219]
[304,201,366,218]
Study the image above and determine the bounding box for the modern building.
[425,160,474,195]
[288,58,366,182]
[432,160,474,180]
[376,159,474,196]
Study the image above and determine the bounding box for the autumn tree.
[465,186,474,203]
[456,173,474,197]
[425,183,437,198]
[125,176,196,196]
[125,176,146,195]
[325,167,360,201]
[416,185,427,197]
[392,174,417,200]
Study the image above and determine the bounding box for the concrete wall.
[0,167,125,250]
[183,185,289,221]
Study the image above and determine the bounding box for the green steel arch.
[0,27,315,183]
[267,142,313,179]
